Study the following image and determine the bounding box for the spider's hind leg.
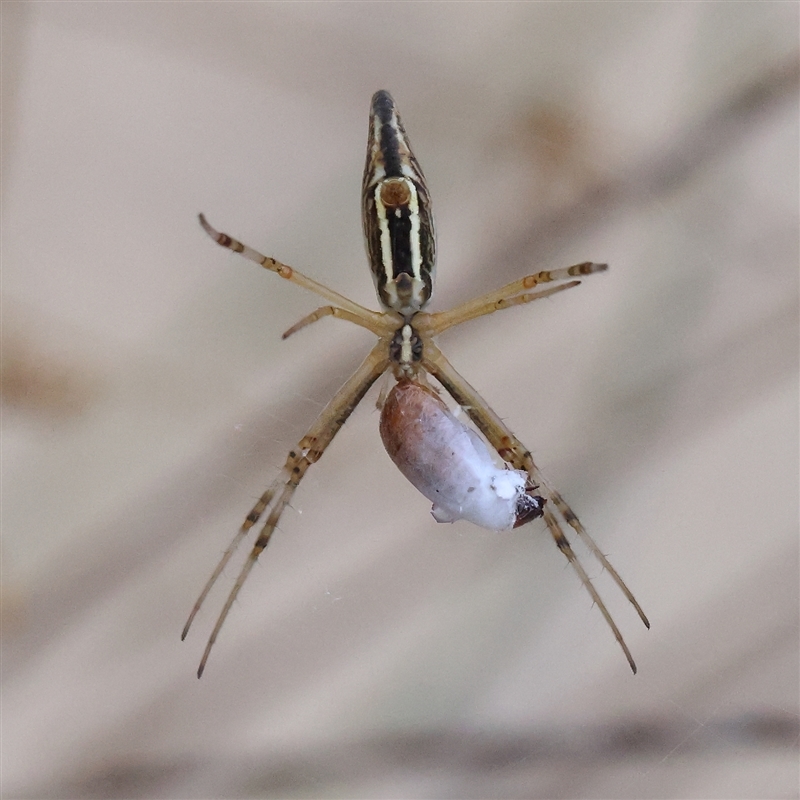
[423,262,607,336]
[283,306,402,340]
[198,214,391,337]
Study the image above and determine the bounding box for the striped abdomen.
[362,90,436,317]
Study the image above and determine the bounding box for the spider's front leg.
[422,341,649,673]
[183,342,389,677]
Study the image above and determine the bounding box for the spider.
[183,90,649,678]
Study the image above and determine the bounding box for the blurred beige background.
[2,3,798,798]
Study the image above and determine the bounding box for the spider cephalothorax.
[184,91,649,678]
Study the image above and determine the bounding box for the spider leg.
[542,506,639,673]
[180,485,273,642]
[421,341,542,474]
[185,342,390,677]
[423,281,582,335]
[535,480,649,630]
[282,306,402,340]
[199,214,392,336]
[424,262,606,336]
[422,341,646,673]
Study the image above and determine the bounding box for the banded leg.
[424,262,606,336]
[199,214,392,337]
[422,341,647,673]
[183,342,390,677]
[282,306,402,340]
[531,478,648,630]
